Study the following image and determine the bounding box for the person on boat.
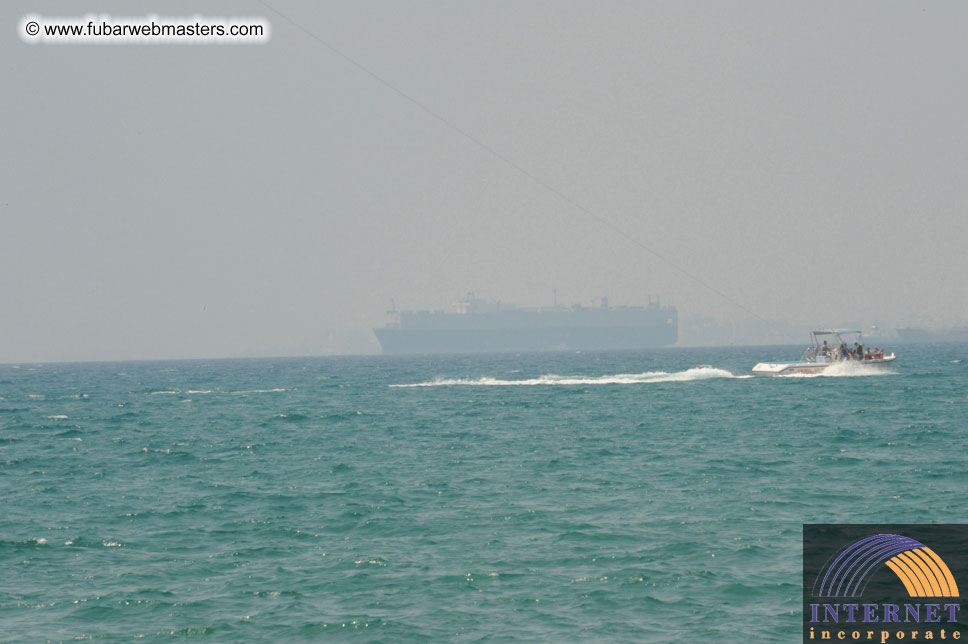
[821,340,830,357]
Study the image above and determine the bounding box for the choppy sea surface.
[2,344,966,642]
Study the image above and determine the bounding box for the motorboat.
[752,329,896,376]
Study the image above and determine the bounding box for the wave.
[267,412,310,423]
[0,537,49,548]
[391,366,751,387]
[775,360,897,378]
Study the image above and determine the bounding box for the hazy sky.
[4,1,966,362]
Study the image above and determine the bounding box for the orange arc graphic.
[898,551,941,596]
[886,548,959,598]
[885,559,918,597]
[911,548,950,596]
[889,554,928,597]
[922,547,959,596]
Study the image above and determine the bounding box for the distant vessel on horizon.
[374,294,678,355]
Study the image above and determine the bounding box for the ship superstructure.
[374,295,677,355]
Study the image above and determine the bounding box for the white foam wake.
[391,366,751,388]
[776,360,897,378]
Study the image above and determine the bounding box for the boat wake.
[775,360,897,378]
[391,366,751,387]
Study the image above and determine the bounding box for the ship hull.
[374,324,677,355]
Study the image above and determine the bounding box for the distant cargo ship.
[374,295,678,355]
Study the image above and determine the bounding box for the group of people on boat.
[820,341,886,361]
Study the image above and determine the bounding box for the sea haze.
[1,344,966,641]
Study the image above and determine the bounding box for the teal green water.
[2,345,966,642]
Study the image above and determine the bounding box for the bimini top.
[812,329,862,336]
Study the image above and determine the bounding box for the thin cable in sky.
[259,1,776,327]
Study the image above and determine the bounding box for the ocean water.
[2,344,966,642]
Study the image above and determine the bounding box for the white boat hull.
[752,355,896,376]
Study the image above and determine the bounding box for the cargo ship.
[374,295,678,355]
